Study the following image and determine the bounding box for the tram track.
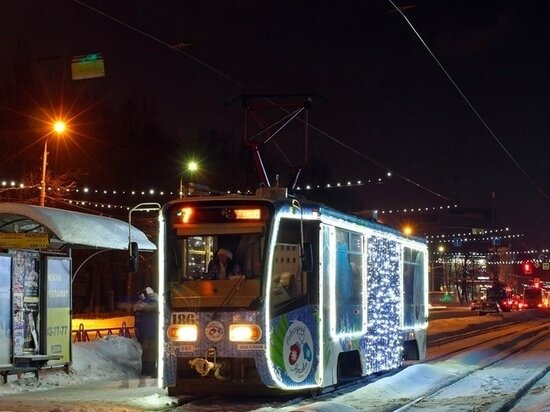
[166,368,406,411]
[393,321,550,411]
[166,316,550,411]
[427,316,550,362]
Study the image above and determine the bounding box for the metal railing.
[72,322,135,342]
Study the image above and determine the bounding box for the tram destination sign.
[0,233,49,249]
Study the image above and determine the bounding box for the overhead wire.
[388,0,548,199]
[72,0,451,201]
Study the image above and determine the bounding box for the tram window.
[179,236,215,280]
[171,234,263,280]
[234,234,263,278]
[335,229,363,334]
[271,244,301,305]
[270,218,316,308]
[403,247,425,327]
[335,230,362,304]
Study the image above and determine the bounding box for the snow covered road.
[0,310,549,411]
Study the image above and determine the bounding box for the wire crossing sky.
[72,0,452,202]
[388,0,548,199]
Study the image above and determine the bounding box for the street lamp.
[40,121,66,206]
[179,160,199,198]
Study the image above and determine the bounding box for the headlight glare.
[229,323,262,342]
[167,324,197,342]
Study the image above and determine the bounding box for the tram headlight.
[167,324,198,342]
[229,323,262,342]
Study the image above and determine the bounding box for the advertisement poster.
[0,254,12,366]
[45,257,71,365]
[11,250,40,356]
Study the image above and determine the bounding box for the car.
[470,300,481,311]
[479,299,501,315]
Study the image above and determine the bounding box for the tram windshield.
[164,202,268,309]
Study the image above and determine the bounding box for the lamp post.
[39,140,48,207]
[179,160,199,198]
[40,121,66,207]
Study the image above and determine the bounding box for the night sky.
[1,1,549,246]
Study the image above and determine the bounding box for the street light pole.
[39,140,48,207]
[179,160,199,198]
[40,120,66,207]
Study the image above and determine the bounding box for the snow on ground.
[0,334,175,410]
[0,310,549,411]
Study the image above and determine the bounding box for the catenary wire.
[388,0,548,199]
[72,0,451,201]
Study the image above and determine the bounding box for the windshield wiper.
[211,275,247,320]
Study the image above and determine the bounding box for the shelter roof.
[0,203,156,251]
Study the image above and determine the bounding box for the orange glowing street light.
[53,121,66,134]
[40,120,66,207]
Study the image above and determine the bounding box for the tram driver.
[206,248,243,279]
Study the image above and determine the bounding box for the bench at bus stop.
[0,354,66,384]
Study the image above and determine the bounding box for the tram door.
[269,217,321,387]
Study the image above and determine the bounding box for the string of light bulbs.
[3,179,543,249]
[427,233,524,244]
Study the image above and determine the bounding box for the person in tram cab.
[206,248,242,279]
[133,286,159,377]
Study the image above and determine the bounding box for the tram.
[154,187,428,395]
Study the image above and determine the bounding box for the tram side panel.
[318,228,405,386]
[320,230,429,384]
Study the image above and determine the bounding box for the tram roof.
[0,203,156,251]
[163,192,426,244]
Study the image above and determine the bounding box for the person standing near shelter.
[133,287,158,377]
[207,248,242,279]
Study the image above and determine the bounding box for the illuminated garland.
[363,235,402,373]
[377,204,458,214]
[295,177,386,190]
[433,251,548,265]
[426,227,511,240]
[3,179,454,218]
[486,260,547,265]
[487,249,550,255]
[62,199,131,211]
[427,234,523,243]
[2,179,546,250]
[433,249,548,257]
[435,258,545,265]
[0,181,26,189]
[3,175,392,195]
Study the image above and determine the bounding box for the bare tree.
[0,169,78,206]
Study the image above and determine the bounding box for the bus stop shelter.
[0,202,156,380]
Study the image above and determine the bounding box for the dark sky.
[2,1,550,246]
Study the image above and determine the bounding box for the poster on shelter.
[45,256,71,365]
[11,250,40,355]
[0,254,12,366]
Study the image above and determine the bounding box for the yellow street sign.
[0,233,49,249]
